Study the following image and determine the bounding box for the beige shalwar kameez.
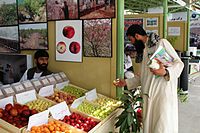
[126,39,184,133]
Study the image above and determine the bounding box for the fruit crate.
[25,95,56,112]
[68,109,102,133]
[45,89,77,106]
[0,118,26,133]
[0,127,11,133]
[59,84,88,98]
[89,94,122,110]
[24,118,85,133]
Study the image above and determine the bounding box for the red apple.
[0,112,3,118]
[69,41,80,54]
[22,105,29,111]
[57,41,66,54]
[63,26,75,39]
[5,103,13,111]
[0,108,3,113]
[31,109,38,115]
[22,110,30,117]
[10,108,18,116]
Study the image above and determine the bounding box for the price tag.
[71,96,85,109]
[54,74,62,81]
[48,77,56,83]
[55,81,69,90]
[33,80,42,86]
[16,90,37,104]
[41,78,49,85]
[85,88,98,101]
[39,85,54,97]
[60,72,67,78]
[27,110,49,131]
[15,84,25,92]
[0,96,13,109]
[48,101,71,120]
[4,87,14,94]
[23,81,33,88]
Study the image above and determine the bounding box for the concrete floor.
[179,77,200,133]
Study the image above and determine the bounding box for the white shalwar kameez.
[126,39,184,133]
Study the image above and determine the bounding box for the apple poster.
[56,20,82,62]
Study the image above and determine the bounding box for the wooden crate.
[0,119,26,133]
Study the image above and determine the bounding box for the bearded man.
[20,50,52,81]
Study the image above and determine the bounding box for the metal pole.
[186,6,190,51]
[116,0,124,97]
[163,0,168,38]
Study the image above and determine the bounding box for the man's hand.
[150,59,167,76]
[113,78,127,87]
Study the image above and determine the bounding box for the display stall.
[0,73,122,133]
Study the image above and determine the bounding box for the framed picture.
[0,26,19,53]
[190,16,200,49]
[124,18,144,42]
[146,18,158,27]
[0,0,18,26]
[79,0,115,19]
[84,19,112,57]
[18,0,47,23]
[47,0,78,21]
[56,20,82,62]
[19,23,48,50]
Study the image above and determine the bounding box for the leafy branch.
[115,88,143,133]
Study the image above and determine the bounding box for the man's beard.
[134,40,145,54]
[134,40,145,63]
[37,62,48,71]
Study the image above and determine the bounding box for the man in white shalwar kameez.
[114,24,184,133]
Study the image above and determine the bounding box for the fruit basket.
[60,84,87,98]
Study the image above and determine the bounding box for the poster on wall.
[84,19,112,57]
[190,13,200,49]
[0,0,18,26]
[79,0,115,19]
[47,0,78,21]
[146,18,158,27]
[19,23,48,50]
[18,0,47,23]
[124,18,144,43]
[168,27,180,36]
[56,20,82,62]
[0,26,19,53]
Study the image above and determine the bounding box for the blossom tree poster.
[84,19,112,57]
[56,20,82,62]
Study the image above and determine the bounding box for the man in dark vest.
[20,50,52,81]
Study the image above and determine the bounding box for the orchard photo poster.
[56,20,82,62]
[84,19,112,57]
[0,0,18,26]
[19,23,48,50]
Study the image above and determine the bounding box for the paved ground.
[179,77,200,133]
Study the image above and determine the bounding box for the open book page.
[149,45,174,66]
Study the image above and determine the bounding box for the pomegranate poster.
[84,19,112,57]
[56,20,82,62]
